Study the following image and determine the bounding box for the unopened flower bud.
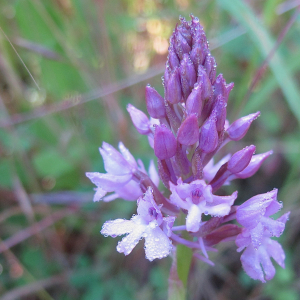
[227,112,260,141]
[213,95,227,132]
[177,114,199,145]
[213,74,234,103]
[145,86,166,119]
[154,125,177,159]
[199,111,218,153]
[178,16,192,46]
[174,27,191,59]
[234,150,273,179]
[227,145,256,174]
[186,83,203,116]
[204,54,217,83]
[166,67,182,104]
[168,46,180,70]
[197,65,212,101]
[127,104,151,135]
[190,42,207,71]
[180,54,197,100]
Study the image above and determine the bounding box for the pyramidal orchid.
[86,15,289,290]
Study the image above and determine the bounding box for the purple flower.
[236,189,285,250]
[235,190,289,282]
[236,212,289,282]
[170,178,237,232]
[86,142,159,201]
[101,187,174,261]
[85,15,288,283]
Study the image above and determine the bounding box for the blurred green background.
[0,0,300,299]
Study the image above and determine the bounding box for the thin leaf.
[218,0,300,125]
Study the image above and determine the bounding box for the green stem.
[168,251,186,300]
[168,213,193,300]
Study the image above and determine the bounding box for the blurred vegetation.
[0,0,300,299]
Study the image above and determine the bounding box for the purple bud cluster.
[86,16,289,282]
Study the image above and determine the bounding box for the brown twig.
[12,174,35,223]
[0,205,50,223]
[0,208,74,254]
[1,272,69,300]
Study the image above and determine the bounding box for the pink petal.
[236,190,277,229]
[118,142,137,169]
[277,212,290,224]
[149,160,160,187]
[250,222,264,250]
[235,231,251,252]
[241,245,265,282]
[163,216,176,237]
[114,180,142,201]
[211,191,237,206]
[100,142,131,175]
[266,239,285,269]
[260,216,285,238]
[264,198,282,217]
[258,245,275,281]
[86,172,132,191]
[127,104,151,135]
[102,193,120,202]
[93,187,107,202]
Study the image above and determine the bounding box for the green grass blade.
[218,0,300,125]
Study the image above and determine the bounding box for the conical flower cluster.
[86,15,289,282]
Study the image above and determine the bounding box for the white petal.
[186,204,202,232]
[144,226,172,261]
[116,223,146,255]
[101,219,135,237]
[86,172,132,191]
[205,203,231,217]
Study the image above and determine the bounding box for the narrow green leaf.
[218,0,300,125]
[176,244,192,289]
[244,54,300,114]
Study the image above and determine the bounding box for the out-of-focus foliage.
[0,0,300,299]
